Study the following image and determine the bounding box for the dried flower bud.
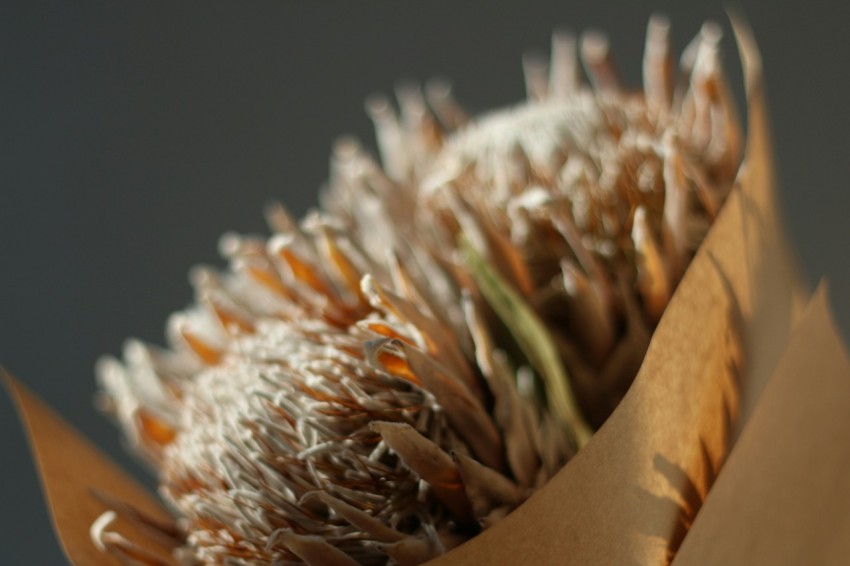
[97,17,740,565]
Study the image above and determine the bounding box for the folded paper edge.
[2,369,172,566]
[672,282,850,564]
[729,10,811,427]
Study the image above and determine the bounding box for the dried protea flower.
[96,17,741,566]
[326,17,741,427]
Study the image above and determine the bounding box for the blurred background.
[2,1,848,562]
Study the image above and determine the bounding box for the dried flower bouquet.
[7,12,848,566]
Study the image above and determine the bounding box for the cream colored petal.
[368,337,504,472]
[270,530,360,566]
[299,491,405,543]
[370,421,473,522]
[379,534,441,566]
[454,451,523,518]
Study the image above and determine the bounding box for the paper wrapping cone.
[3,17,843,566]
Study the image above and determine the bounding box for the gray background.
[2,1,848,563]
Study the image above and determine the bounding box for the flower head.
[97,17,740,565]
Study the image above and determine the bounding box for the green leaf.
[461,239,592,449]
